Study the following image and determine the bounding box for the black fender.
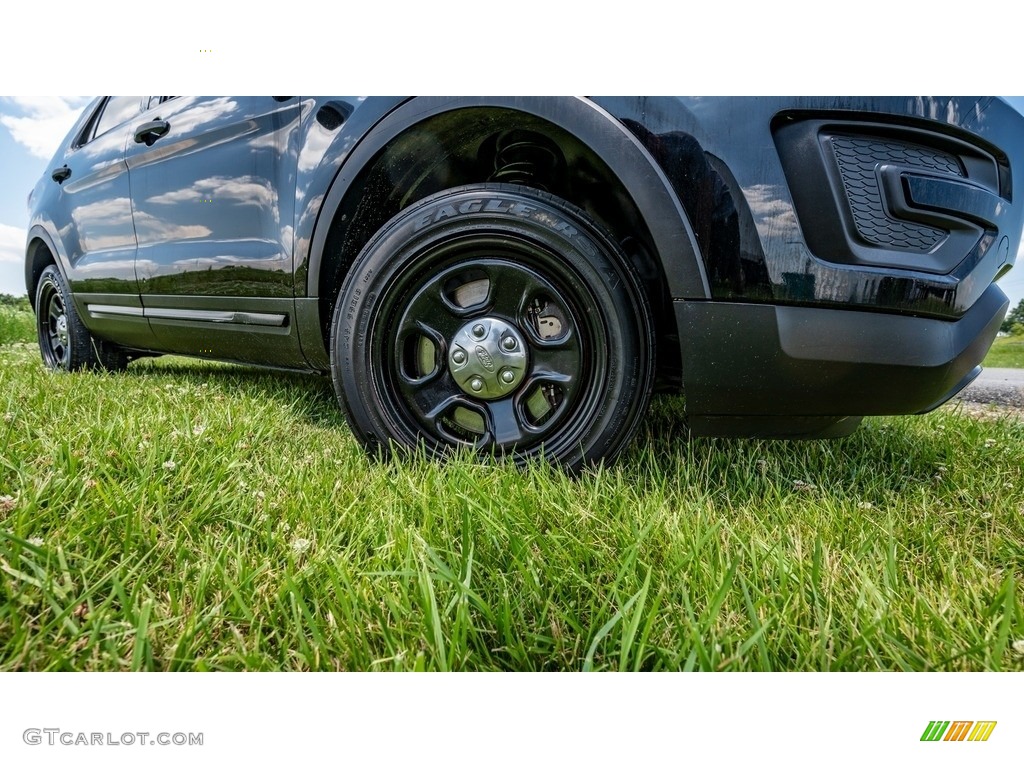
[302,96,710,303]
[24,224,71,308]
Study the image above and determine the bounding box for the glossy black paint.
[28,97,158,350]
[124,97,300,301]
[120,96,306,365]
[596,97,1023,319]
[24,96,1024,438]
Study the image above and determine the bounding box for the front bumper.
[678,283,1008,437]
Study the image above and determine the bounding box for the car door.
[124,96,304,365]
[53,96,157,350]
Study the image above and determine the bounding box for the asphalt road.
[955,367,1024,408]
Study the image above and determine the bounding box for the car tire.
[35,264,129,372]
[330,183,655,471]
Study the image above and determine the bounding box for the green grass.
[984,334,1024,368]
[1,339,1023,671]
[0,306,34,346]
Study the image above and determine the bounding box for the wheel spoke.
[396,369,471,425]
[399,283,464,341]
[484,263,547,322]
[398,318,448,360]
[485,397,524,446]
[528,335,582,391]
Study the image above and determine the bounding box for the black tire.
[330,184,655,470]
[35,264,129,372]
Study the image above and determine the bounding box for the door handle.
[51,165,71,183]
[134,119,170,146]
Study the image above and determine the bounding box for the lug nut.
[452,349,466,364]
[501,336,517,351]
[472,324,486,338]
[469,377,484,392]
[500,370,515,384]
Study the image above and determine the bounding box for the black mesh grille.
[831,136,964,252]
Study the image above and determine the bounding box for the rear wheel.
[331,184,655,470]
[35,264,128,372]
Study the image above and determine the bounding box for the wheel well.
[25,238,57,310]
[316,107,682,388]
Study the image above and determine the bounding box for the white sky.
[0,96,91,159]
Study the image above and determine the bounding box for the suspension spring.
[488,130,562,190]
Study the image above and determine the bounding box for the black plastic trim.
[305,97,709,302]
[776,117,1004,275]
[677,283,1008,429]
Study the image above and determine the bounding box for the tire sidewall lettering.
[411,196,588,250]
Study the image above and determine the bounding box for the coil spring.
[488,130,561,190]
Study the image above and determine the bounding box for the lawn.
[1,310,1023,670]
[0,304,35,347]
[984,334,1024,368]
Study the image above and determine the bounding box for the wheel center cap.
[449,318,528,400]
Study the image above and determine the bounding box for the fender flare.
[304,96,710,302]
[24,224,71,305]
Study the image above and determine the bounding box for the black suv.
[25,97,1024,469]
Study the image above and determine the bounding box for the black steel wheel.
[331,184,655,470]
[35,264,128,372]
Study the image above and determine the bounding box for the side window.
[92,96,143,139]
[146,96,178,111]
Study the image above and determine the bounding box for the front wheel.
[331,184,655,471]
